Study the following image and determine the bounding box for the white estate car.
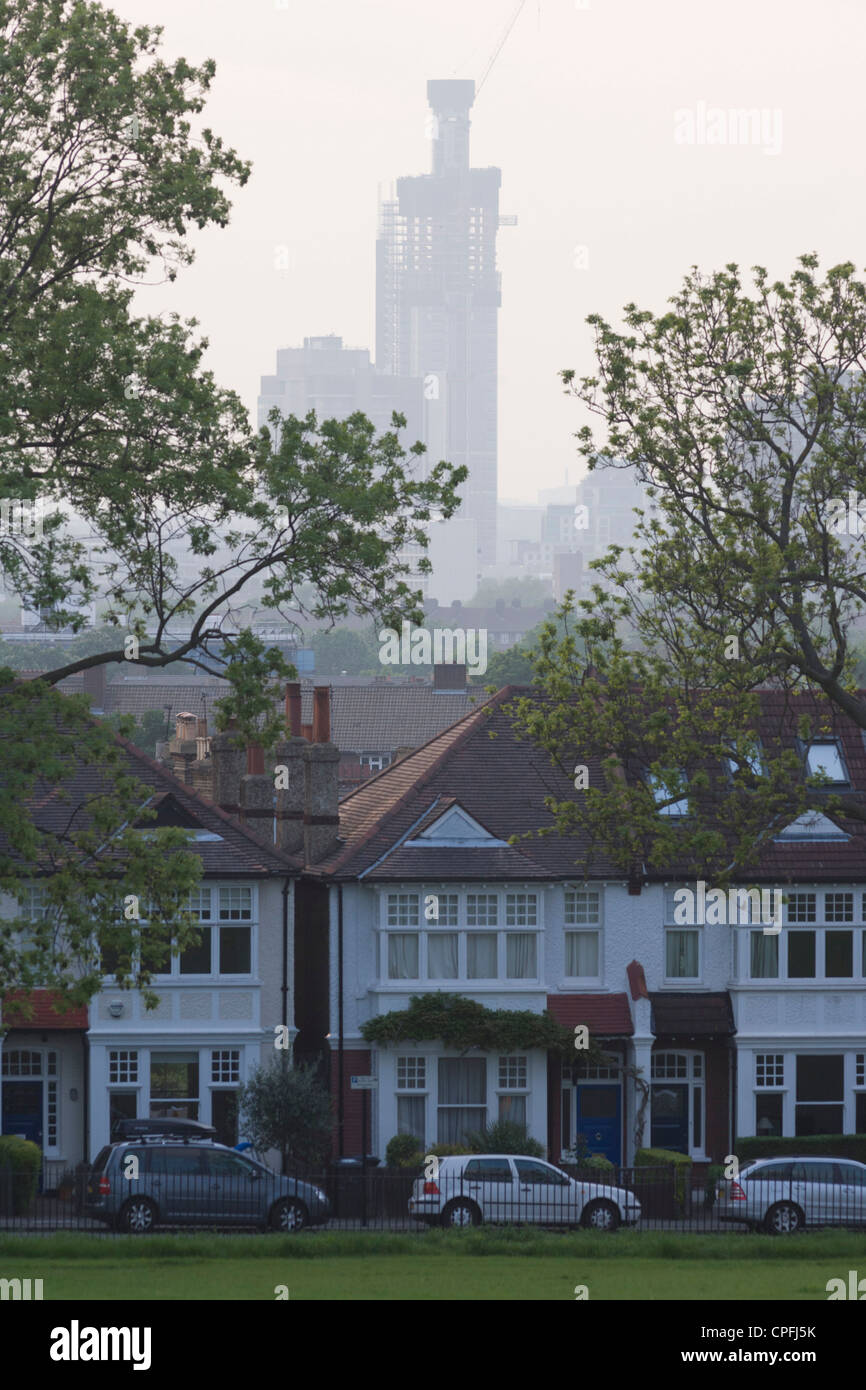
[409,1154,641,1231]
[716,1156,866,1234]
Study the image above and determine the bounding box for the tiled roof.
[2,990,88,1029]
[363,844,550,881]
[311,684,866,888]
[546,993,634,1036]
[103,681,479,755]
[650,992,735,1038]
[657,689,866,881]
[316,687,621,880]
[104,680,230,722]
[2,729,299,878]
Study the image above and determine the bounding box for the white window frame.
[147,882,256,980]
[663,926,702,983]
[563,929,602,983]
[377,887,542,986]
[211,1049,241,1085]
[804,739,848,784]
[1,1047,61,1156]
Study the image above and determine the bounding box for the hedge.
[0,1136,41,1215]
[735,1134,866,1165]
[634,1147,693,1210]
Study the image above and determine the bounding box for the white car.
[717,1156,866,1234]
[408,1153,641,1230]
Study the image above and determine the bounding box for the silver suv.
[85,1139,330,1233]
[409,1153,641,1230]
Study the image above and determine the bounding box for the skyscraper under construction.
[376,79,501,565]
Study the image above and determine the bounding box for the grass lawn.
[9,1253,849,1300]
[0,1230,860,1299]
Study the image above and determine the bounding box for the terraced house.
[0,726,303,1185]
[5,679,866,1187]
[309,687,866,1174]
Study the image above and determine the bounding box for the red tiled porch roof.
[2,991,89,1030]
[547,993,633,1036]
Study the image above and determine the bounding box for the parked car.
[408,1153,641,1230]
[111,1118,216,1142]
[716,1156,866,1234]
[85,1138,330,1234]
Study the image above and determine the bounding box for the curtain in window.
[438,1059,486,1105]
[388,934,419,979]
[565,932,598,976]
[397,1096,425,1145]
[750,930,778,978]
[467,933,497,977]
[666,930,698,977]
[427,933,458,978]
[437,1058,486,1145]
[506,933,536,978]
[498,1094,526,1126]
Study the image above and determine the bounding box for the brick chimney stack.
[239,742,273,842]
[303,685,340,863]
[210,721,246,815]
[168,711,198,785]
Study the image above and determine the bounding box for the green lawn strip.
[1,1228,866,1262]
[9,1256,847,1300]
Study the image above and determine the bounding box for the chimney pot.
[285,682,302,738]
[247,744,265,776]
[312,685,331,743]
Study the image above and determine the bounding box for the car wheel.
[582,1200,620,1232]
[118,1197,157,1234]
[270,1197,309,1233]
[764,1201,804,1235]
[440,1198,481,1229]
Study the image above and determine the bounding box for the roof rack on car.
[123,1134,218,1146]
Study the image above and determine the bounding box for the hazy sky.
[109,0,866,503]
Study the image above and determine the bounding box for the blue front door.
[2,1081,43,1147]
[575,1084,621,1164]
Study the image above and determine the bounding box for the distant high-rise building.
[376,79,501,565]
[257,335,423,455]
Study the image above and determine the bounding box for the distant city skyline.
[107,0,866,504]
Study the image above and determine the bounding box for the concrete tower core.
[376,79,501,566]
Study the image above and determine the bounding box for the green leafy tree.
[509,255,866,882]
[308,625,380,677]
[0,0,465,1007]
[104,707,170,756]
[473,643,536,687]
[237,1057,333,1174]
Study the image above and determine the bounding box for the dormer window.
[725,740,764,780]
[647,770,689,817]
[805,740,848,785]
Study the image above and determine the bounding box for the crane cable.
[476,0,529,97]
